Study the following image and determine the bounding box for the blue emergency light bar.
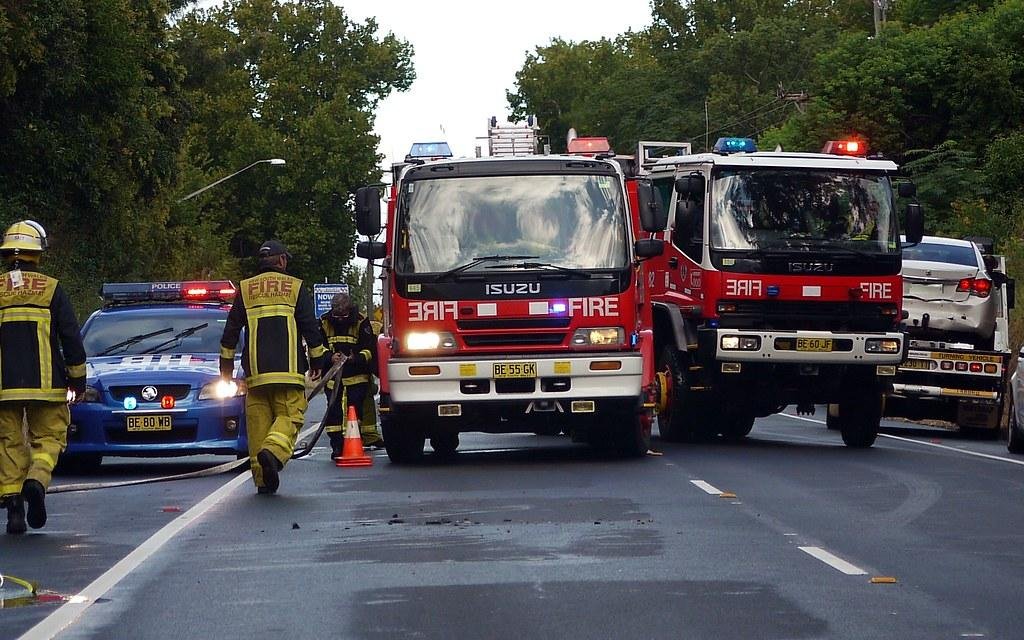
[101,281,236,305]
[407,142,453,159]
[713,137,757,154]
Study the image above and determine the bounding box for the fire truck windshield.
[396,174,628,274]
[709,169,898,255]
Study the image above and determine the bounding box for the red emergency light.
[182,280,237,302]
[567,137,612,155]
[821,140,867,156]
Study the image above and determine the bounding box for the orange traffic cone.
[336,405,373,467]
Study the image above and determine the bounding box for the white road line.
[22,421,322,640]
[798,546,868,576]
[690,479,723,495]
[21,471,249,640]
[779,413,1024,467]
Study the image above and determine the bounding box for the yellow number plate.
[796,338,833,352]
[902,359,933,370]
[126,415,173,431]
[492,362,538,379]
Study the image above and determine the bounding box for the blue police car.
[63,281,247,470]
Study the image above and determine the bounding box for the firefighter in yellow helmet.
[319,292,382,459]
[0,220,86,534]
[219,240,327,495]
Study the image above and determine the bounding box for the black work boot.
[22,479,46,529]
[257,449,280,495]
[328,432,344,460]
[4,494,27,535]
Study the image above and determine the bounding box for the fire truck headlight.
[405,331,457,351]
[721,335,760,351]
[865,338,901,353]
[571,327,624,347]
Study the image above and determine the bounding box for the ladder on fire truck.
[485,115,541,157]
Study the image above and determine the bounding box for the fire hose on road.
[48,358,347,494]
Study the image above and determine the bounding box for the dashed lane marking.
[690,480,723,495]
[798,546,868,576]
[780,413,1024,468]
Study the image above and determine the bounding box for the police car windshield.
[709,169,898,255]
[395,174,628,274]
[84,310,228,357]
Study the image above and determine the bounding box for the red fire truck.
[353,141,665,463]
[627,137,924,447]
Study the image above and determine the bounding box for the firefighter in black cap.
[0,220,86,534]
[320,291,382,458]
[220,240,327,494]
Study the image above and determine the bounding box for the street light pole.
[177,158,286,202]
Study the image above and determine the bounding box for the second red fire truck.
[629,137,924,447]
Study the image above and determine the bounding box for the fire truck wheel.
[430,433,459,457]
[381,415,425,464]
[612,410,651,457]
[719,413,755,441]
[825,404,840,430]
[1007,404,1024,454]
[656,345,708,442]
[838,393,881,448]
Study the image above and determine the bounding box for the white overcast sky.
[337,0,654,176]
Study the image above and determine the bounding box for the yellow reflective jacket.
[219,268,326,388]
[320,314,375,388]
[0,269,86,402]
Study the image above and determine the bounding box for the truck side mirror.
[1006,278,1016,311]
[898,182,917,198]
[635,238,664,259]
[635,181,667,232]
[355,186,382,236]
[903,202,924,244]
[674,173,705,198]
[356,240,386,260]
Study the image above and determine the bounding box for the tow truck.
[627,137,924,447]
[350,125,665,463]
[884,237,1014,436]
[65,281,247,470]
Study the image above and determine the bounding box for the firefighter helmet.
[1,220,48,255]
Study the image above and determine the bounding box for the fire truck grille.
[718,300,896,331]
[462,332,566,347]
[457,318,571,330]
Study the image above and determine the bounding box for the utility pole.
[704,100,710,153]
[872,0,888,38]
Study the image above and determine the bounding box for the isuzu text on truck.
[353,138,665,463]
[629,137,924,447]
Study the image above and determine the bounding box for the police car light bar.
[713,137,757,154]
[101,281,236,304]
[821,139,866,156]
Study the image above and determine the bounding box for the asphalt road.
[4,407,1024,639]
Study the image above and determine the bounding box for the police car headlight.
[571,327,624,348]
[199,379,247,400]
[405,331,456,351]
[73,380,100,401]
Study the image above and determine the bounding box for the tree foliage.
[0,0,186,313]
[171,0,413,287]
[0,0,413,316]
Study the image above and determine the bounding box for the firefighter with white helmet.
[0,220,86,534]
